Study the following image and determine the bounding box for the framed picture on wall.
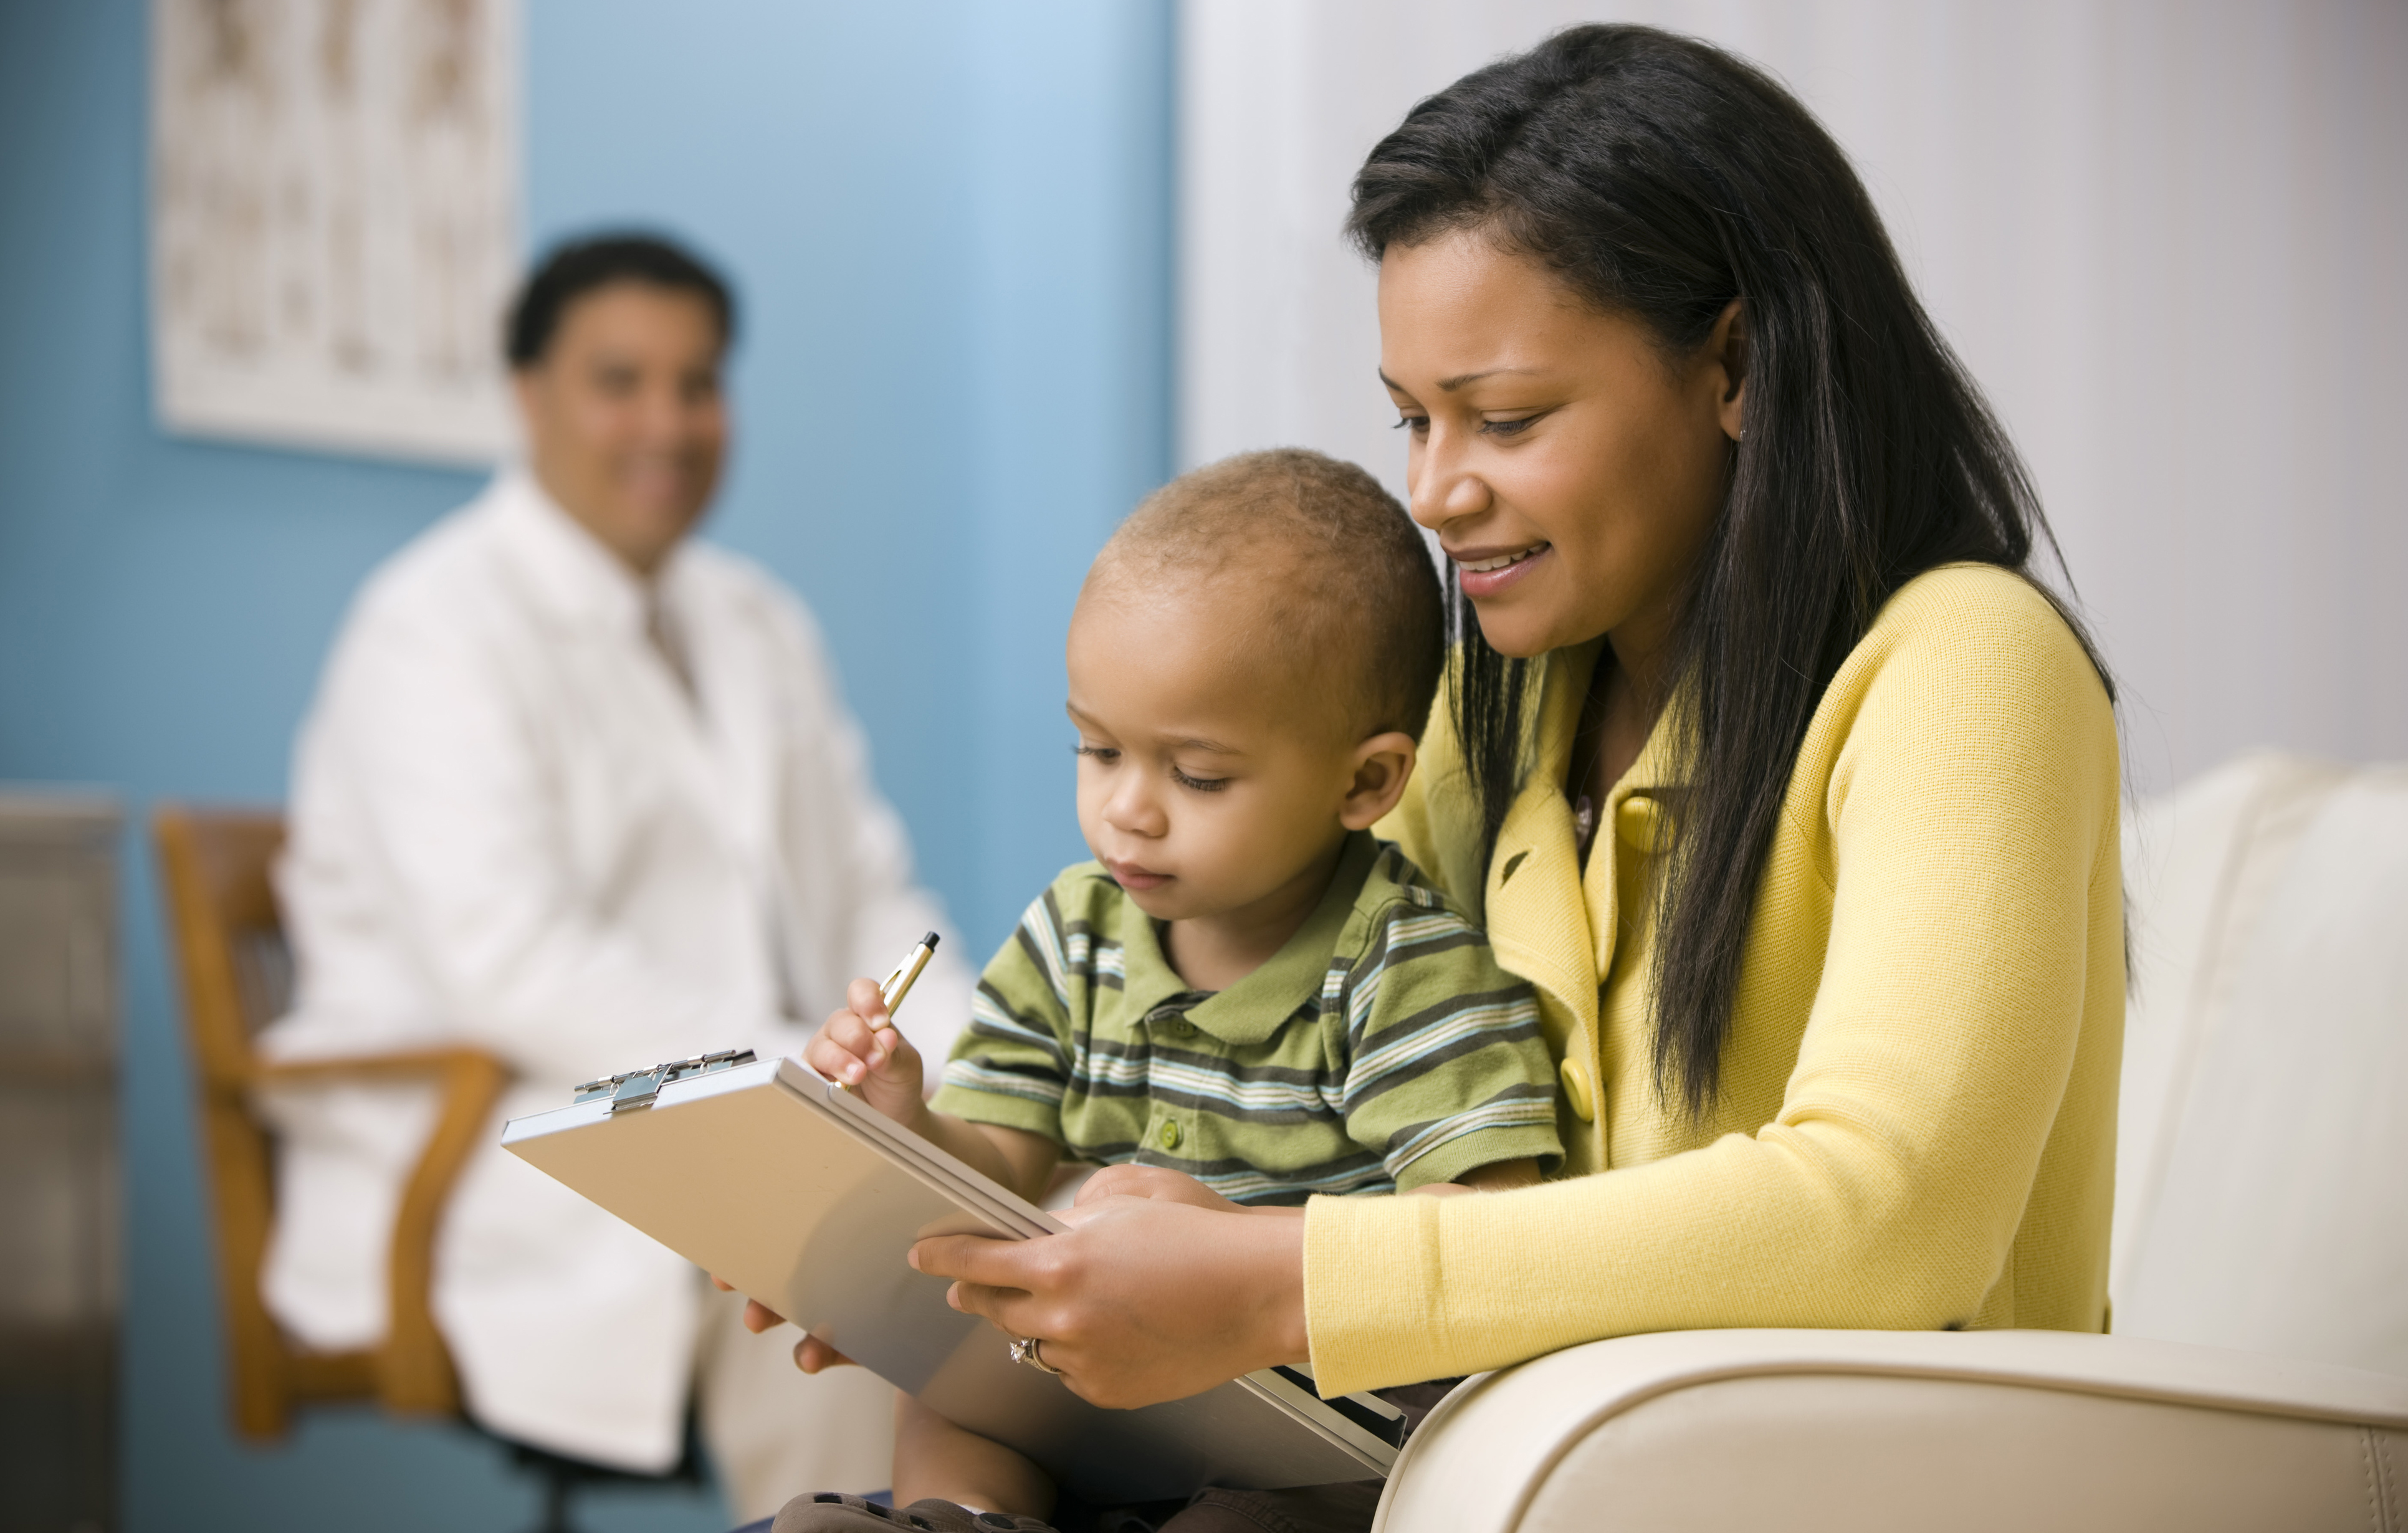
[150,0,520,466]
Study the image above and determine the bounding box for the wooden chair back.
[156,809,289,1084]
[154,806,504,1439]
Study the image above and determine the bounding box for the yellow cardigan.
[1306,564,2124,1394]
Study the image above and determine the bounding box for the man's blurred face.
[513,280,729,575]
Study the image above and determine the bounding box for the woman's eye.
[1480,415,1539,437]
[1170,765,1229,793]
[1073,744,1119,764]
[1392,414,1429,435]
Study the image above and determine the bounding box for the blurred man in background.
[256,233,970,1518]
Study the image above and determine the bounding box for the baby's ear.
[1340,732,1420,830]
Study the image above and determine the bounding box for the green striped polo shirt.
[932,831,1563,1204]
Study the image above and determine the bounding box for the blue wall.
[0,2,1172,1528]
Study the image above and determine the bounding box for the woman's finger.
[912,1230,1050,1292]
[909,1198,1307,1410]
[792,1333,858,1373]
[940,1278,1102,1395]
[741,1297,786,1334]
[944,1275,1045,1335]
[910,1236,1059,1344]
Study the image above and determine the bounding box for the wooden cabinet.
[0,792,123,1533]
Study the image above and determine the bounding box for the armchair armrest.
[252,1047,508,1413]
[1375,1329,2408,1533]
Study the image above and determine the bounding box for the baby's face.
[1065,583,1362,926]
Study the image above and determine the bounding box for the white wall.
[1180,0,2408,792]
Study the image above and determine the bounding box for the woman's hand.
[709,1274,855,1372]
[803,976,926,1124]
[910,1190,1309,1409]
[787,1334,856,1373]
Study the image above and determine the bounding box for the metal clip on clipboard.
[572,1048,758,1114]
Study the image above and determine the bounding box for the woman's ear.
[1340,732,1420,830]
[1706,298,1747,442]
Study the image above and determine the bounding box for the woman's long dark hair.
[1348,26,2111,1117]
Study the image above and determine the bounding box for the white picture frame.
[151,0,521,466]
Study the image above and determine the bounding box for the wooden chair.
[153,805,507,1440]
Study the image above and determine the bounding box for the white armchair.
[1376,754,2408,1531]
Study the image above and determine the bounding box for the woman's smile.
[1379,229,1736,663]
[1449,540,1554,598]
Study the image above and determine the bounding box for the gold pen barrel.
[876,931,941,1021]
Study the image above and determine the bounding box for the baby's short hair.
[1093,449,1444,743]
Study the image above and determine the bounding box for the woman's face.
[1379,228,1744,663]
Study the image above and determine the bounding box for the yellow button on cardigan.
[1304,565,2124,1395]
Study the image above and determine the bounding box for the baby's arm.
[806,976,1061,1203]
[1342,894,1566,1198]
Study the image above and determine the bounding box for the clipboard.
[500,1051,1400,1502]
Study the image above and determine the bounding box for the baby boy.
[795,448,1562,1532]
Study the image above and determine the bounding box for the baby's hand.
[1078,1163,1251,1214]
[804,975,926,1124]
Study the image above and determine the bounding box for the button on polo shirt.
[933,831,1566,1203]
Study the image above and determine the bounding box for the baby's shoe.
[770,1492,1059,1533]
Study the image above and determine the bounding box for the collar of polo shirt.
[1109,830,1385,1046]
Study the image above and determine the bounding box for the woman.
[781,22,2122,1532]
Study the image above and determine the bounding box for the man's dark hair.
[504,232,736,367]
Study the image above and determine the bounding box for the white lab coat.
[257,469,971,1471]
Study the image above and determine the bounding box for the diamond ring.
[1008,1335,1063,1375]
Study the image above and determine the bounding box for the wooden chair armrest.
[250,1047,507,1086]
[251,1045,510,1415]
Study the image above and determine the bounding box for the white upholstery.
[2113,753,2408,1377]
[1376,754,2408,1530]
[1375,1330,2407,1533]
